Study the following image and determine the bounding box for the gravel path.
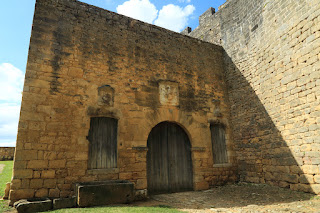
[132,183,320,212]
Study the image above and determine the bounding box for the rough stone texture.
[134,189,148,201]
[0,147,15,161]
[12,0,319,203]
[53,196,76,209]
[14,198,53,213]
[76,181,134,207]
[188,0,320,194]
[3,182,11,199]
[10,0,237,203]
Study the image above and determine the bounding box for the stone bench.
[76,180,134,207]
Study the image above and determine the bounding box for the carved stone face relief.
[159,81,179,106]
[98,85,115,107]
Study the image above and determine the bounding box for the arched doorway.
[147,122,193,194]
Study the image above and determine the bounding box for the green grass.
[311,195,320,200]
[0,161,14,197]
[0,161,181,212]
[49,206,182,213]
[0,160,14,212]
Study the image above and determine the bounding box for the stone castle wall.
[186,0,320,193]
[10,0,237,202]
[0,147,15,161]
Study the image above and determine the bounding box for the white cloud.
[154,4,195,32]
[116,0,195,32]
[0,104,20,147]
[0,63,24,147]
[0,63,24,102]
[116,0,158,24]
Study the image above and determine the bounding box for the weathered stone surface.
[189,0,320,194]
[0,147,15,161]
[10,0,236,203]
[3,182,11,199]
[9,189,35,201]
[53,196,76,210]
[35,188,48,198]
[9,0,320,204]
[49,188,60,198]
[14,198,52,213]
[76,180,134,207]
[134,189,148,201]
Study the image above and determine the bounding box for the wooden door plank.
[148,122,193,194]
[147,123,169,194]
[88,117,118,169]
[168,123,193,192]
[211,124,228,164]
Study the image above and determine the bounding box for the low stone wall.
[0,147,15,161]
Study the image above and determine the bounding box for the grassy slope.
[0,161,15,212]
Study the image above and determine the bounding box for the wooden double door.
[147,122,193,194]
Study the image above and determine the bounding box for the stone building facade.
[184,0,320,194]
[9,0,237,203]
[0,147,15,161]
[9,0,320,203]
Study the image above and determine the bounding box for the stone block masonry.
[10,0,237,203]
[12,0,319,203]
[0,147,15,161]
[187,0,320,194]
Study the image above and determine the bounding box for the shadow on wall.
[224,52,316,194]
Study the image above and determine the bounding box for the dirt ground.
[2,183,320,212]
[131,183,320,212]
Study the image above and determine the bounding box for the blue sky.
[0,0,225,147]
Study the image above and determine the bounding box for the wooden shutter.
[88,117,118,169]
[210,123,228,164]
